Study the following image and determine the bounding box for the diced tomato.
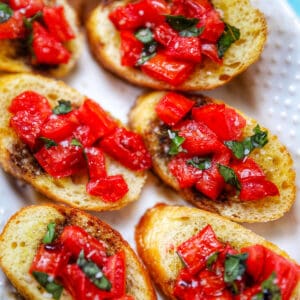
[34,139,84,178]
[173,0,213,18]
[43,6,75,42]
[236,285,262,300]
[40,112,79,142]
[32,22,71,65]
[85,147,107,179]
[9,0,44,17]
[141,52,194,86]
[168,155,203,188]
[86,175,129,202]
[10,110,48,150]
[73,125,97,147]
[60,225,107,267]
[198,269,226,296]
[99,127,152,171]
[120,31,143,67]
[9,91,51,117]
[173,120,221,156]
[192,103,246,141]
[153,22,177,47]
[0,11,25,39]
[77,99,118,140]
[201,43,222,64]
[155,92,195,126]
[177,225,224,274]
[165,36,202,63]
[115,296,135,300]
[103,251,126,297]
[30,244,71,277]
[231,158,265,181]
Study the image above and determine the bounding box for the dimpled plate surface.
[0,0,300,298]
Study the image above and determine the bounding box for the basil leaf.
[77,250,112,291]
[206,252,219,270]
[168,130,185,155]
[32,271,63,300]
[166,15,199,31]
[43,222,56,244]
[0,3,13,24]
[253,272,281,300]
[224,253,248,283]
[217,22,240,58]
[23,11,43,30]
[53,100,72,115]
[136,52,156,66]
[136,40,157,66]
[40,137,58,149]
[176,251,187,267]
[224,125,268,160]
[187,157,211,170]
[179,26,204,37]
[135,27,154,44]
[218,164,241,190]
[71,138,82,147]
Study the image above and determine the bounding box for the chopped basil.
[168,130,185,155]
[71,138,82,147]
[135,27,154,44]
[77,250,112,291]
[32,271,63,300]
[166,15,199,31]
[224,125,268,159]
[187,157,211,170]
[218,164,241,190]
[0,3,13,24]
[23,11,43,30]
[53,100,72,115]
[224,253,248,283]
[217,23,240,58]
[40,137,58,149]
[136,51,156,66]
[179,26,204,37]
[253,272,281,300]
[206,252,219,270]
[43,222,56,244]
[176,251,187,267]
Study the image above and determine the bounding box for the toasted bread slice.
[129,91,296,222]
[0,204,156,300]
[86,0,267,91]
[0,0,81,78]
[0,74,148,211]
[135,204,300,299]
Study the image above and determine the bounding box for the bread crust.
[135,204,300,299]
[129,91,296,223]
[0,74,148,211]
[0,0,82,78]
[86,0,267,91]
[0,204,157,300]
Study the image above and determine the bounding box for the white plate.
[1,0,300,298]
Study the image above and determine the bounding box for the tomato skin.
[60,225,107,267]
[9,0,44,17]
[192,103,246,141]
[120,31,143,67]
[153,22,177,47]
[73,125,97,147]
[32,22,71,65]
[198,269,226,296]
[141,52,194,86]
[43,6,75,42]
[87,175,129,202]
[99,127,152,171]
[30,244,71,277]
[85,147,107,179]
[172,0,213,17]
[231,158,265,180]
[77,99,118,140]
[201,43,222,64]
[0,11,25,39]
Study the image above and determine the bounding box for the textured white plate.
[1,0,300,298]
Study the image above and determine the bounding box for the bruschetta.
[0,204,156,299]
[0,74,151,211]
[135,204,300,299]
[86,0,266,91]
[0,0,81,77]
[129,91,296,222]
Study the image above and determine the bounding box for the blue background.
[288,0,300,15]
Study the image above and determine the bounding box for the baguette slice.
[0,204,157,300]
[86,0,267,91]
[0,74,147,211]
[129,91,296,222]
[0,0,82,78]
[135,204,300,299]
